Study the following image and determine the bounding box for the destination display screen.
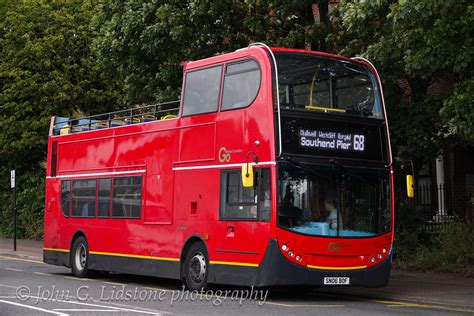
[299,129,366,152]
[280,113,387,162]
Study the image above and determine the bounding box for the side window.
[72,179,96,217]
[112,176,142,218]
[98,178,111,217]
[220,168,271,221]
[222,59,261,110]
[60,180,70,217]
[182,65,222,116]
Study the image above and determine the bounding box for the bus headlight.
[279,242,304,265]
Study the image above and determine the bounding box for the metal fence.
[415,184,455,224]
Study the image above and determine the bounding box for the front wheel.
[183,242,209,291]
[71,236,91,278]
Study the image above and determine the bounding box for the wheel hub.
[75,244,86,271]
[189,252,206,283]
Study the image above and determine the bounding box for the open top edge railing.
[53,100,180,136]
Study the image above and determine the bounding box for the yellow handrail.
[308,70,319,107]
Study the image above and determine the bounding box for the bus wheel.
[183,242,208,291]
[71,236,90,278]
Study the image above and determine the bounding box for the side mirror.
[242,164,254,188]
[406,175,414,198]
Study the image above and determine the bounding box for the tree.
[331,0,474,161]
[0,0,121,238]
[92,0,333,104]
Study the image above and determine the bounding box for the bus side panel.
[43,179,68,266]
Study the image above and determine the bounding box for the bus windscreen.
[277,162,391,237]
[275,52,383,119]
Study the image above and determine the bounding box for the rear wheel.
[71,236,91,278]
[183,242,209,291]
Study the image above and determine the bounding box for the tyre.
[183,242,209,291]
[71,236,91,278]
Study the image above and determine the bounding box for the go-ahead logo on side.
[218,147,243,163]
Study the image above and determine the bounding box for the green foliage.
[333,0,474,160]
[0,170,45,239]
[92,0,250,104]
[441,78,474,141]
[396,215,474,276]
[0,0,121,238]
[92,0,332,104]
[394,203,435,260]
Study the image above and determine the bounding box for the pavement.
[1,238,473,312]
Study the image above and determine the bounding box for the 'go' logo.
[218,147,231,162]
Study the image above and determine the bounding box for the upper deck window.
[275,52,383,119]
[182,65,222,116]
[221,59,261,110]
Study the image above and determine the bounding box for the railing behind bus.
[52,100,180,136]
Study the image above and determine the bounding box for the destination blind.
[299,129,366,152]
[280,114,387,162]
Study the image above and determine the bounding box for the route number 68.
[354,134,365,151]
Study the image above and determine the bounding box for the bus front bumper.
[256,238,391,288]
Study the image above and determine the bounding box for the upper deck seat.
[111,120,124,127]
[140,115,155,122]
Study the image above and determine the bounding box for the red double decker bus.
[44,44,394,290]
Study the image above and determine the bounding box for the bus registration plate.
[323,277,350,285]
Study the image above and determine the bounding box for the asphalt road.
[0,254,473,316]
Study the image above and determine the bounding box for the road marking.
[54,308,119,312]
[314,291,474,314]
[63,276,93,281]
[102,281,127,286]
[53,299,163,315]
[0,284,19,289]
[0,255,44,264]
[33,271,53,276]
[382,301,474,314]
[0,299,69,315]
[5,268,22,272]
[265,301,344,308]
[130,284,171,292]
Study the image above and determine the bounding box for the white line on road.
[0,283,168,315]
[54,308,119,312]
[59,299,164,315]
[5,268,22,272]
[63,276,93,281]
[265,301,344,308]
[34,271,53,276]
[0,299,69,316]
[0,255,45,264]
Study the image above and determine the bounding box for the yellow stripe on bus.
[44,248,179,262]
[44,248,258,266]
[307,264,367,271]
[43,247,69,252]
[89,251,179,262]
[210,260,259,268]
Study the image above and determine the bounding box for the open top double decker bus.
[44,44,393,290]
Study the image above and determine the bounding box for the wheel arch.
[69,230,87,266]
[179,234,208,280]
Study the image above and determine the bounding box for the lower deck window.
[98,178,111,217]
[220,168,271,221]
[60,180,70,217]
[112,176,142,218]
[72,179,96,217]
